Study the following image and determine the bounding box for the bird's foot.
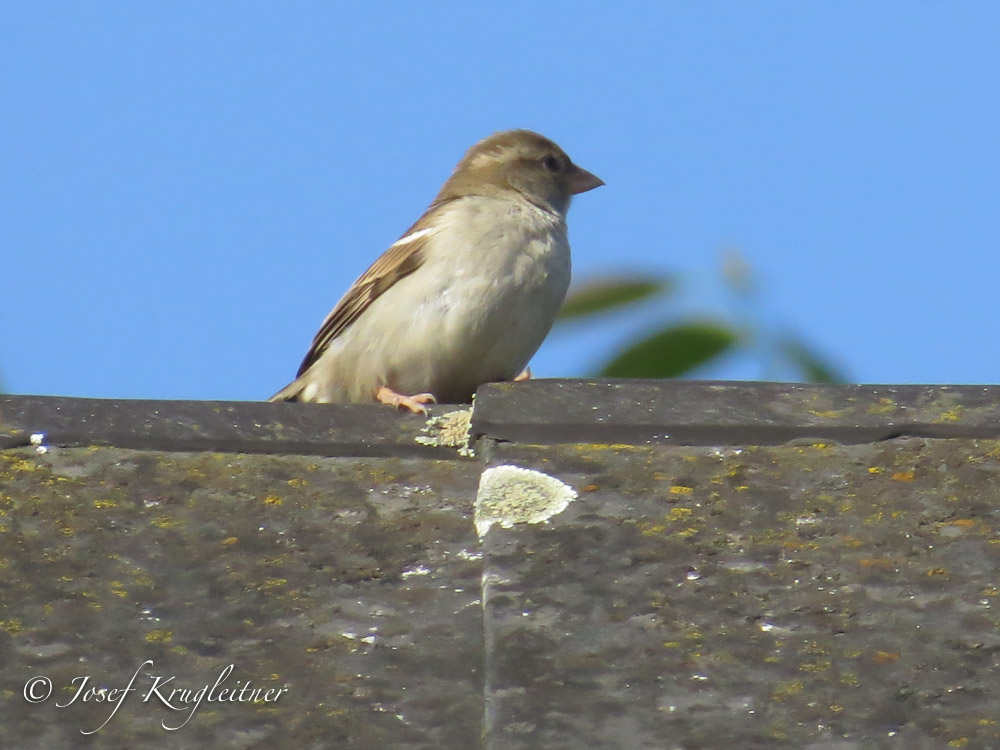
[514,367,532,382]
[376,386,437,415]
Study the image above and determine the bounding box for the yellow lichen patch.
[0,618,24,636]
[666,507,693,521]
[772,680,804,701]
[867,467,884,474]
[638,522,667,536]
[891,471,915,482]
[858,558,896,568]
[945,518,979,528]
[131,570,154,587]
[263,495,283,506]
[683,627,704,643]
[925,567,950,577]
[110,581,129,598]
[93,499,117,509]
[144,629,173,643]
[798,660,832,673]
[873,650,900,663]
[809,410,845,419]
[866,399,898,415]
[286,478,309,488]
[150,516,181,529]
[935,407,963,423]
[7,458,39,473]
[260,577,287,591]
[799,641,829,656]
[669,486,693,495]
[221,536,239,546]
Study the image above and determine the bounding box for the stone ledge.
[472,380,1000,445]
[0,395,466,458]
[3,381,999,459]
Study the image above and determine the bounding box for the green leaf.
[558,275,671,321]
[778,337,844,384]
[599,321,739,378]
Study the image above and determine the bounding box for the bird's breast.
[384,196,570,400]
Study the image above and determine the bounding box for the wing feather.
[294,213,443,376]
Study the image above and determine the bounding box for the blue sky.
[3,4,998,400]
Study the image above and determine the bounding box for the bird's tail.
[268,378,305,402]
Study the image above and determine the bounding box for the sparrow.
[269,129,603,413]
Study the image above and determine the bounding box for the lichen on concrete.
[474,465,578,537]
[479,437,1000,749]
[415,407,475,456]
[0,445,483,749]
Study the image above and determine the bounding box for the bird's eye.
[541,155,561,172]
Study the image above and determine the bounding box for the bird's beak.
[566,164,605,195]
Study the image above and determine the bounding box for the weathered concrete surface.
[479,438,1000,750]
[0,446,482,750]
[0,395,466,458]
[473,380,1000,445]
[2,383,1000,749]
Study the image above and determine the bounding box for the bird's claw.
[376,386,437,415]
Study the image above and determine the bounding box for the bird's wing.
[295,212,443,377]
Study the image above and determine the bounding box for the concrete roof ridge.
[2,380,999,456]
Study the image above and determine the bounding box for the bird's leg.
[514,367,532,382]
[375,385,437,415]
